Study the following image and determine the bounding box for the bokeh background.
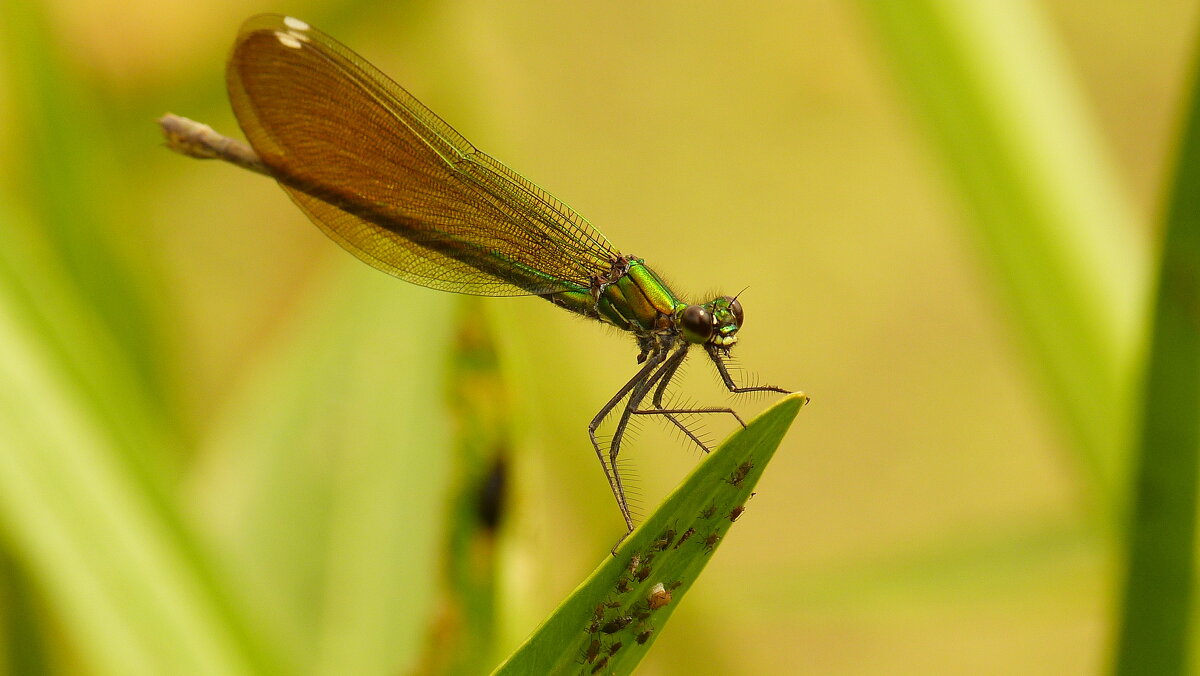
[0,1,1195,674]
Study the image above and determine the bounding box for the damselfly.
[162,14,801,539]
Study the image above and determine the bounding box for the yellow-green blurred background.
[0,1,1195,674]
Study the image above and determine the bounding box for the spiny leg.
[605,347,677,537]
[630,345,749,451]
[631,343,792,452]
[631,345,723,449]
[706,344,791,395]
[588,347,669,534]
[631,405,744,448]
[591,343,792,547]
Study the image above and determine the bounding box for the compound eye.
[722,296,744,328]
[680,304,713,343]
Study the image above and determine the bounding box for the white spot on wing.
[275,31,303,49]
[283,16,310,31]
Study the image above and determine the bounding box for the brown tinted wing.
[226,14,621,296]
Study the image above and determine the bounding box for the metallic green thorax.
[542,258,680,334]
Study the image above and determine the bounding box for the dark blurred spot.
[476,453,507,532]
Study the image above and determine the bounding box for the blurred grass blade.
[859,0,1147,502]
[0,0,176,449]
[492,394,806,675]
[1112,35,1200,676]
[187,270,453,675]
[411,299,510,676]
[0,547,49,675]
[0,250,268,676]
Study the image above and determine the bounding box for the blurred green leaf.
[859,0,1147,506]
[188,269,454,675]
[410,299,509,676]
[0,0,177,453]
[0,547,50,676]
[0,5,282,672]
[0,219,269,676]
[492,394,806,675]
[1112,33,1200,676]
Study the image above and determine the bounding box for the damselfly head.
[707,295,743,347]
[677,295,744,346]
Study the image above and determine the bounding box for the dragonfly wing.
[226,14,621,296]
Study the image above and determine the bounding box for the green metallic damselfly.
[162,14,804,539]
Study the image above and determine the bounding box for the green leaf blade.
[1112,32,1200,676]
[492,393,807,675]
[858,0,1148,504]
